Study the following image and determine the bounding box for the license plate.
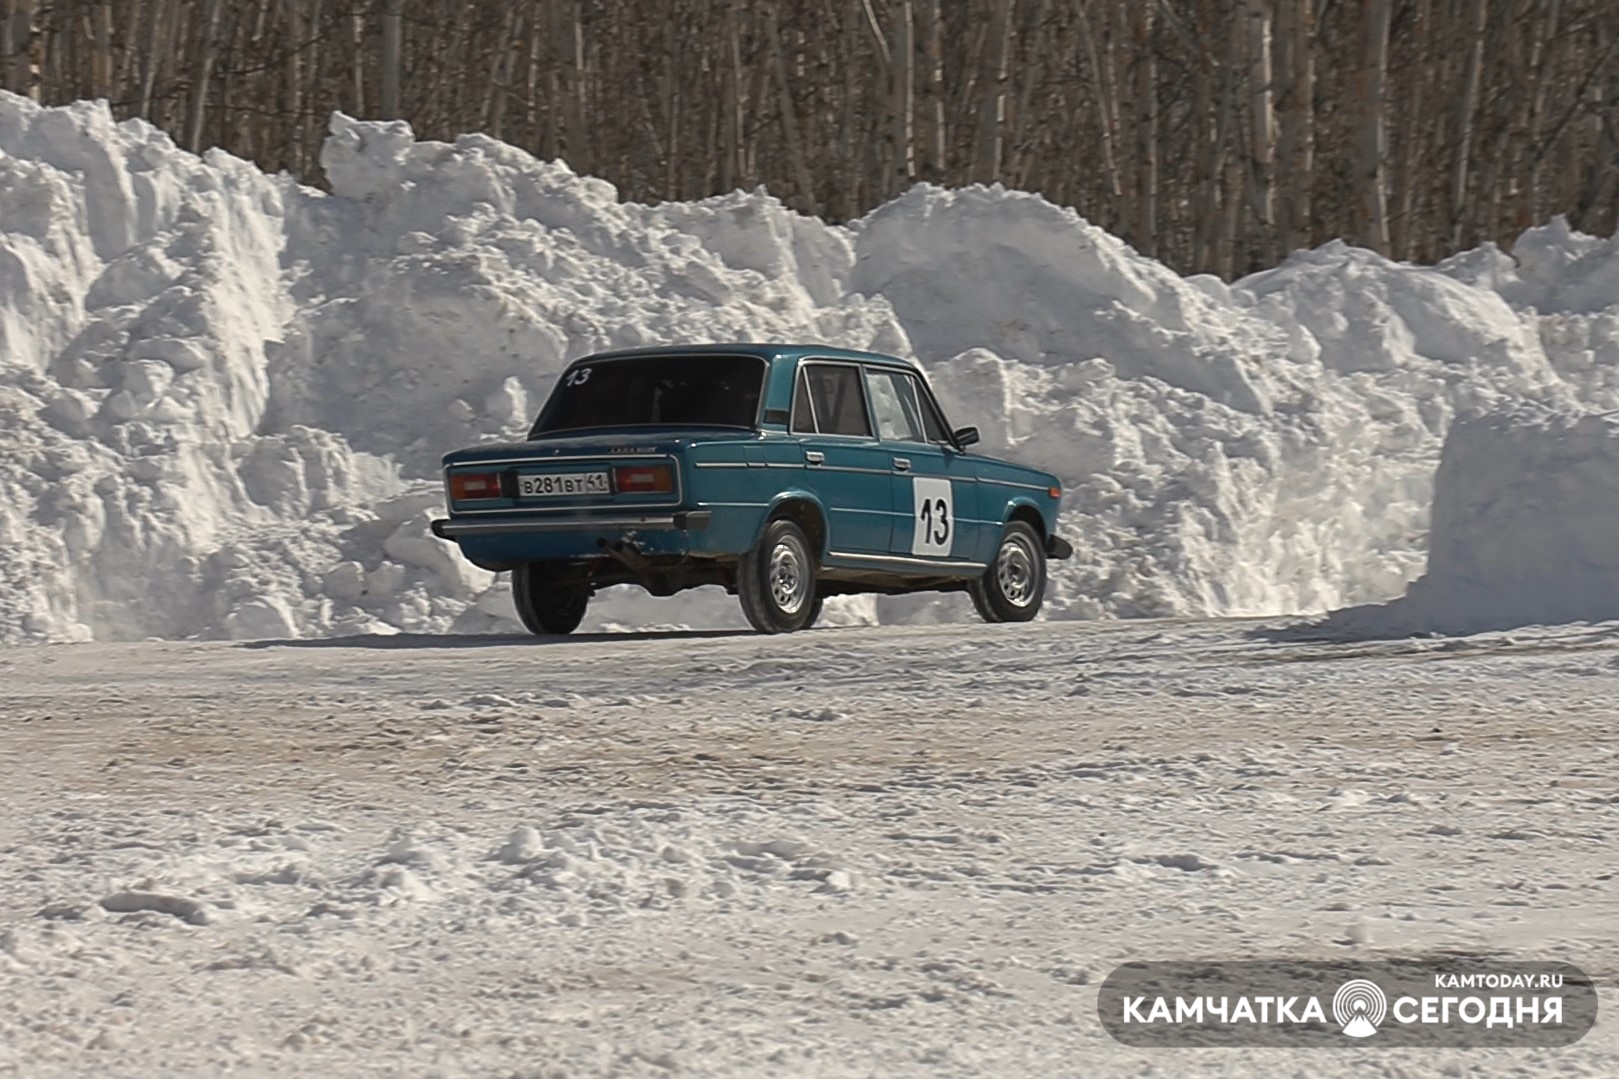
[518,471,610,497]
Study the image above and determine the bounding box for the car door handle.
[892,457,911,471]
[805,451,825,465]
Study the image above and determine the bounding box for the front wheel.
[969,521,1046,623]
[511,562,591,635]
[737,518,819,634]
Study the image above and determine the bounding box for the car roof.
[570,343,923,370]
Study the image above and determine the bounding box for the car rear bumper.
[1046,533,1073,560]
[431,511,713,539]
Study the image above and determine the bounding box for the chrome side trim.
[826,550,986,570]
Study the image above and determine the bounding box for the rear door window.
[795,364,873,437]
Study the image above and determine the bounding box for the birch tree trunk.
[285,0,307,170]
[1275,0,1313,253]
[2,0,39,101]
[1131,3,1157,256]
[971,0,1013,183]
[1244,0,1275,264]
[918,0,946,181]
[185,0,226,153]
[763,4,816,210]
[1353,0,1391,254]
[1217,3,1243,277]
[1074,0,1121,198]
[892,0,916,191]
[380,0,403,119]
[1450,0,1489,247]
[135,0,164,118]
[89,1,113,100]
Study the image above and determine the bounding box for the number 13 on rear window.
[911,477,953,556]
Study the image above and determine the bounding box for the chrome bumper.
[431,511,713,539]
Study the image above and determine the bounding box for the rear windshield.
[530,354,765,435]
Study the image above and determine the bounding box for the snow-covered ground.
[7,92,1619,642]
[2,620,1615,1076]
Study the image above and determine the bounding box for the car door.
[789,361,892,554]
[863,365,984,565]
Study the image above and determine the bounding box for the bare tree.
[2,0,39,101]
[184,0,226,153]
[1450,0,1489,247]
[1353,0,1392,253]
[379,0,402,119]
[972,0,1013,183]
[6,0,1619,278]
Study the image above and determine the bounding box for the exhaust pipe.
[597,537,653,573]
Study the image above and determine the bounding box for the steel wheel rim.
[996,534,1037,607]
[769,540,807,614]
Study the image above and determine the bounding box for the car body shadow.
[239,629,756,650]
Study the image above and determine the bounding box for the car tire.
[969,521,1046,623]
[511,562,591,635]
[738,518,819,634]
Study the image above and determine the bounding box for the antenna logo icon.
[1332,979,1388,1038]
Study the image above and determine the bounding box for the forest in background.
[2,0,1617,278]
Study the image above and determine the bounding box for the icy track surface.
[7,93,1619,641]
[1,622,1615,1076]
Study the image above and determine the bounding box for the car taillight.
[613,464,674,494]
[450,472,503,501]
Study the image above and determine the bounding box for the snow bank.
[1298,405,1619,636]
[3,93,1619,641]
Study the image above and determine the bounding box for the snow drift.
[2,93,1618,642]
[1301,404,1619,636]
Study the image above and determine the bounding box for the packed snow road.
[1,618,1615,1076]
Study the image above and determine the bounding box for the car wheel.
[511,562,591,635]
[969,521,1046,623]
[738,518,818,634]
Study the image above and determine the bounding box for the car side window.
[802,365,873,437]
[790,368,818,433]
[865,369,925,442]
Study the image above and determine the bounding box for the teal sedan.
[431,344,1071,634]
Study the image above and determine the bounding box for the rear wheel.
[969,521,1046,623]
[737,518,819,634]
[511,562,591,635]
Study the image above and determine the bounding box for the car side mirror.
[952,426,980,449]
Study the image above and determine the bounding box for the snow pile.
[3,93,1619,641]
[1302,405,1619,636]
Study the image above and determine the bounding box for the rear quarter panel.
[682,434,808,555]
